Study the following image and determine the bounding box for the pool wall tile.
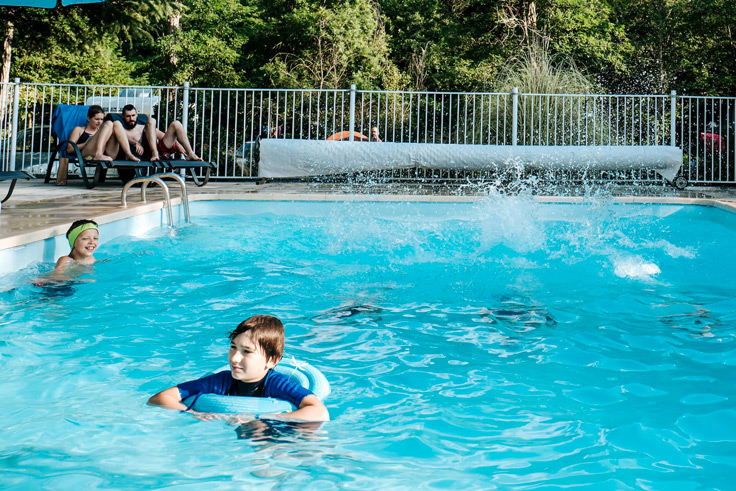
[0,207,177,276]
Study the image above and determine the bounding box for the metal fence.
[1,79,734,185]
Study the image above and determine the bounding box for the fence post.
[512,87,519,146]
[670,90,676,147]
[182,81,190,132]
[10,77,20,171]
[348,84,356,142]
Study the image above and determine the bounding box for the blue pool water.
[1,198,736,489]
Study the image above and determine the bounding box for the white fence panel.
[2,81,733,185]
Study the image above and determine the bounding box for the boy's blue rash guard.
[178,369,312,409]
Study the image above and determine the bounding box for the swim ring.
[181,358,330,414]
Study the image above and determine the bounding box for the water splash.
[613,256,662,279]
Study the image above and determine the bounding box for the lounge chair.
[0,170,33,203]
[44,104,101,187]
[44,104,163,188]
[159,158,213,187]
[44,105,213,188]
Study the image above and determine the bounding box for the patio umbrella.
[0,0,102,6]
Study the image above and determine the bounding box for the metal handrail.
[141,172,190,223]
[121,176,173,226]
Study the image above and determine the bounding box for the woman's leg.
[104,122,120,159]
[81,122,113,161]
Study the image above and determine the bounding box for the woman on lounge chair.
[67,105,117,162]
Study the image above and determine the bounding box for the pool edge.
[0,192,732,255]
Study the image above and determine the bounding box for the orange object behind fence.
[326,131,370,141]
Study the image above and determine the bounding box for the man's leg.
[161,120,203,160]
[81,121,114,161]
[112,121,139,161]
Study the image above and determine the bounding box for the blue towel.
[52,104,91,158]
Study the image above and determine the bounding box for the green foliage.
[5,6,140,84]
[609,0,736,95]
[490,43,611,145]
[1,0,735,95]
[542,0,632,75]
[451,57,507,92]
[381,0,510,91]
[494,44,594,94]
[262,0,394,89]
[93,0,172,48]
[15,36,138,85]
[152,0,259,87]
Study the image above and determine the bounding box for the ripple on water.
[680,393,728,405]
[677,410,736,442]
[2,200,736,488]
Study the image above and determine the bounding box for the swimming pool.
[1,197,735,489]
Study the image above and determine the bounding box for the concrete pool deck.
[2,179,736,251]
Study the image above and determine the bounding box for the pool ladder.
[121,173,190,226]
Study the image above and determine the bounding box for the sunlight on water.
[1,196,735,489]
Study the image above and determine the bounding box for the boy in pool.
[148,315,330,422]
[33,219,99,288]
[54,219,99,273]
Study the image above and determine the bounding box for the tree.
[666,0,736,95]
[380,0,629,92]
[381,0,509,91]
[607,0,736,95]
[153,0,260,87]
[0,0,170,85]
[10,12,139,85]
[1,0,735,96]
[262,0,397,89]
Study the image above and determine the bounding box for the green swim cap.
[67,222,98,248]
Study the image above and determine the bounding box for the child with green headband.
[53,219,99,273]
[32,220,99,287]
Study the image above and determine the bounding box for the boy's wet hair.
[66,219,98,239]
[229,315,285,363]
[122,104,137,114]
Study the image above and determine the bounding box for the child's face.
[72,229,98,260]
[229,331,275,383]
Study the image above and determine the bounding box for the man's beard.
[124,119,137,130]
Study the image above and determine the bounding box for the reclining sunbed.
[44,104,214,188]
[0,170,33,203]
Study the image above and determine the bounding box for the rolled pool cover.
[259,140,684,183]
[181,359,330,414]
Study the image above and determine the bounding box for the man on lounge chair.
[111,104,203,162]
